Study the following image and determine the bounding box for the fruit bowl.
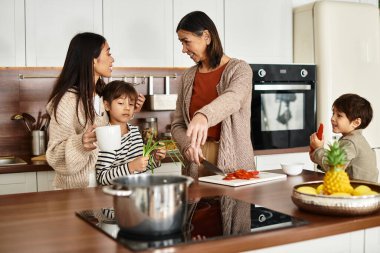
[292,181,380,216]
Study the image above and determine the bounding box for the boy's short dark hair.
[333,93,373,129]
[102,80,138,106]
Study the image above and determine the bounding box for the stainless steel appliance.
[250,64,316,150]
[76,195,308,251]
[102,175,192,236]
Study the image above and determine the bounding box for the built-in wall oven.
[250,64,316,150]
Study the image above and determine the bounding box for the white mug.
[95,125,121,152]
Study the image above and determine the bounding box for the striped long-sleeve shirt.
[95,124,158,185]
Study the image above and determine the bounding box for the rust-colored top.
[189,64,227,140]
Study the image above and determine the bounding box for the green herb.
[142,134,185,174]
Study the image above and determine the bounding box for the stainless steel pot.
[103,174,193,236]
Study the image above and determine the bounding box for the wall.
[0,67,184,157]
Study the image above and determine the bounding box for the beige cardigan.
[171,58,255,178]
[46,90,108,189]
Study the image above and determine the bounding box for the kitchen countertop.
[0,155,178,174]
[0,155,53,174]
[0,147,310,174]
[0,170,379,253]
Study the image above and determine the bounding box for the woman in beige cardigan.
[172,11,255,179]
[46,32,144,189]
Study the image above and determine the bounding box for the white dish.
[198,172,287,187]
[281,163,304,176]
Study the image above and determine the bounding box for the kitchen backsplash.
[0,67,185,157]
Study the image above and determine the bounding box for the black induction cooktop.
[76,195,308,251]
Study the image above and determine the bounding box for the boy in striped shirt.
[96,81,166,185]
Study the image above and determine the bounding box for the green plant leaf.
[142,137,185,173]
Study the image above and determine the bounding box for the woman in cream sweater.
[46,32,144,189]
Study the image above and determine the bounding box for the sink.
[0,156,27,166]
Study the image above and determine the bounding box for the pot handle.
[102,186,133,197]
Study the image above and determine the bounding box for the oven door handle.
[254,84,311,91]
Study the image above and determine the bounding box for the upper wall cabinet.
[0,0,25,66]
[225,0,293,64]
[173,0,224,67]
[292,0,379,7]
[25,0,103,66]
[103,0,173,67]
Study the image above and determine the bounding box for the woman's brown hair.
[176,11,223,69]
[48,32,107,126]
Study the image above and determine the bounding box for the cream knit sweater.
[171,58,255,178]
[46,90,108,189]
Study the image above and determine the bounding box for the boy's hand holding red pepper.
[310,123,324,153]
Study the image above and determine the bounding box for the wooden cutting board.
[198,171,287,187]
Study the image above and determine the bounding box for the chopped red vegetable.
[223,169,259,180]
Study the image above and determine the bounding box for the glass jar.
[159,132,178,151]
[141,117,158,144]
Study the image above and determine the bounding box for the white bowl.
[281,163,304,176]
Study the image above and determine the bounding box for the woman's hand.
[82,125,97,151]
[154,147,166,161]
[184,146,204,165]
[186,113,208,155]
[310,133,324,150]
[128,156,149,173]
[134,93,146,113]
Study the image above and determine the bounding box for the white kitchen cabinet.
[224,0,293,64]
[292,0,317,8]
[103,0,173,67]
[0,172,37,195]
[173,0,224,67]
[36,171,55,192]
[246,229,366,253]
[359,0,379,7]
[25,0,103,66]
[292,0,378,8]
[0,0,25,66]
[365,226,380,253]
[154,162,182,176]
[256,152,315,171]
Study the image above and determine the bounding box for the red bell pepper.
[310,123,324,153]
[316,123,324,140]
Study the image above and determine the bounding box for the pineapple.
[322,141,353,195]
